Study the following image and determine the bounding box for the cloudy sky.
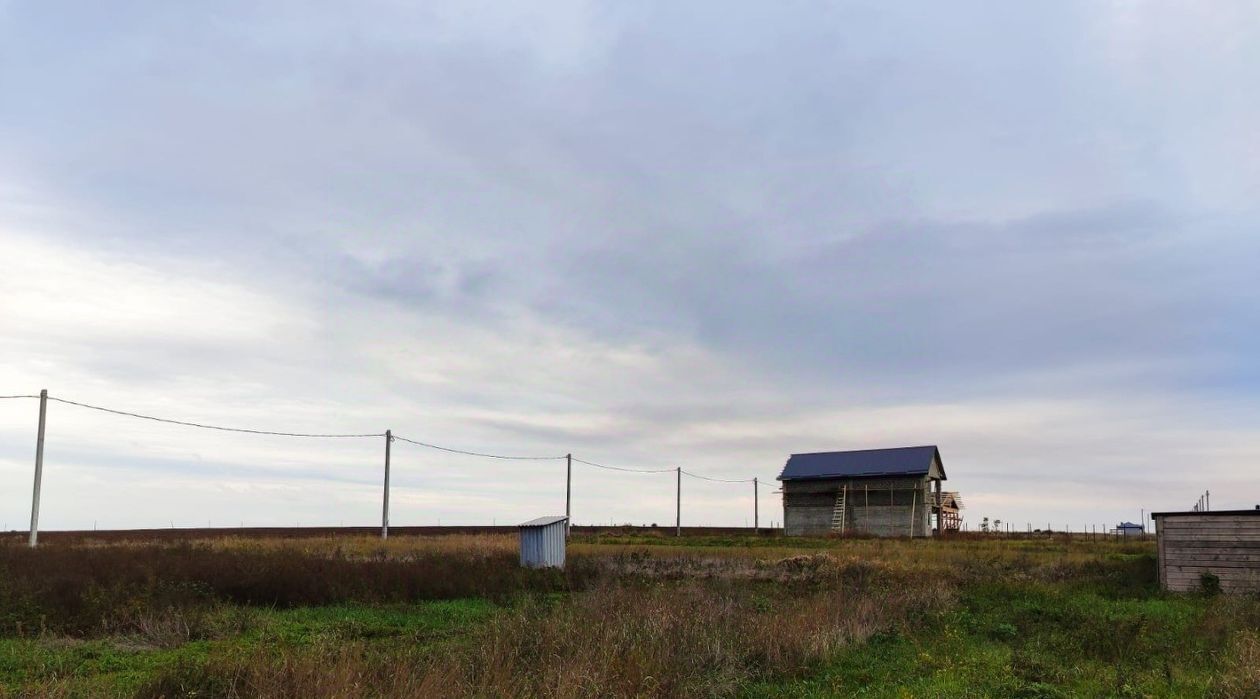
[2,2,1258,532]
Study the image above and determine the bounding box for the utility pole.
[565,453,572,537]
[753,477,759,531]
[675,467,681,537]
[28,389,48,548]
[381,429,392,540]
[934,478,943,536]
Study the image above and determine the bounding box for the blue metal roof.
[777,446,943,481]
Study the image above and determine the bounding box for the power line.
[45,396,383,438]
[681,469,755,483]
[10,389,780,539]
[12,391,766,482]
[572,457,674,474]
[391,434,565,461]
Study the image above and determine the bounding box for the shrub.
[1200,572,1222,597]
[0,540,588,637]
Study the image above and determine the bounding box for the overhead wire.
[7,391,766,483]
[681,469,756,483]
[45,396,384,438]
[571,457,674,474]
[391,434,565,460]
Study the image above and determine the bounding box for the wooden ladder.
[831,486,847,534]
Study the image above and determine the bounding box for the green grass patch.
[0,599,497,696]
[1,535,1252,698]
[253,598,494,646]
[754,580,1228,698]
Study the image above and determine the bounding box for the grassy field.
[0,531,1256,697]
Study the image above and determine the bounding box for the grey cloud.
[553,203,1258,403]
[2,2,1259,528]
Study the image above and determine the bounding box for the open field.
[0,526,786,546]
[1,531,1257,698]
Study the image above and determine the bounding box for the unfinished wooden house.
[939,491,964,532]
[777,445,949,537]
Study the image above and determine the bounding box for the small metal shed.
[518,515,567,569]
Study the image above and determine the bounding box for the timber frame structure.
[777,446,953,537]
[938,491,964,532]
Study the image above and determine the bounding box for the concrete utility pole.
[381,429,392,540]
[675,467,681,537]
[28,389,48,548]
[934,477,943,536]
[565,453,572,537]
[908,486,916,537]
[753,477,759,531]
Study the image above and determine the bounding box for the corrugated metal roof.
[519,518,566,568]
[777,445,943,481]
[518,515,568,528]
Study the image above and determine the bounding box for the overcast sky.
[2,2,1258,532]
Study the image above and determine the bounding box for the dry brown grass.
[136,564,953,699]
[1214,630,1260,698]
[202,533,519,559]
[0,538,581,636]
[439,578,952,698]
[44,533,520,560]
[1,532,1166,699]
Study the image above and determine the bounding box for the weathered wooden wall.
[1155,512,1260,593]
[783,477,932,537]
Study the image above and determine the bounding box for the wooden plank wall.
[1156,514,1260,593]
[783,477,931,537]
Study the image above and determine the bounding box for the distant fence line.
[1,391,774,547]
[951,522,1152,541]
